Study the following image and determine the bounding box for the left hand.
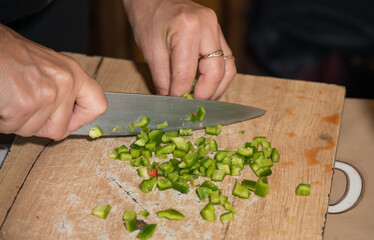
[123,0,236,100]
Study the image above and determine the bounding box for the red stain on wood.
[296,95,313,101]
[305,139,335,165]
[324,164,333,173]
[311,181,322,186]
[286,132,296,138]
[321,113,340,125]
[274,86,280,90]
[284,108,295,116]
[280,162,295,167]
[296,95,328,104]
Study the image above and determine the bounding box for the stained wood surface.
[0,53,345,240]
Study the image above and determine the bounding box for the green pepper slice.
[137,224,157,240]
[157,209,185,220]
[122,209,137,232]
[92,204,111,219]
[201,203,215,222]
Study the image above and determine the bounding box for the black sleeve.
[0,0,53,24]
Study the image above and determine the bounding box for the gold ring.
[224,55,235,60]
[199,49,224,59]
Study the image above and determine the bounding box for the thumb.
[66,78,107,135]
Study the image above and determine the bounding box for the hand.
[123,0,236,100]
[0,24,108,140]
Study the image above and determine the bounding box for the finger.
[33,99,74,140]
[193,26,225,99]
[168,24,200,97]
[65,78,107,137]
[210,30,237,100]
[13,104,55,137]
[145,44,171,96]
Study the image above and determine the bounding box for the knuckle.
[54,68,75,91]
[40,82,58,104]
[15,93,38,116]
[174,10,200,33]
[198,7,218,25]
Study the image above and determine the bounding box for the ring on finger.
[199,49,224,60]
[224,55,235,60]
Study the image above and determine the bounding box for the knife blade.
[72,92,266,136]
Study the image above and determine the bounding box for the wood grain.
[0,54,345,240]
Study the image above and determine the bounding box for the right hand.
[0,24,108,140]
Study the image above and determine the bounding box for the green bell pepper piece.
[92,204,111,219]
[157,209,185,220]
[137,224,157,240]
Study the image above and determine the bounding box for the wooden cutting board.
[0,53,345,240]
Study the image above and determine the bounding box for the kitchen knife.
[72,92,266,136]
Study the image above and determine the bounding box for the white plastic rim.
[328,161,363,214]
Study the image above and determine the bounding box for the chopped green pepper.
[128,123,134,132]
[92,204,111,219]
[134,116,150,128]
[130,157,143,167]
[178,128,193,136]
[296,183,311,196]
[209,190,220,205]
[112,125,121,132]
[88,125,103,139]
[171,137,189,152]
[161,131,179,143]
[122,209,137,232]
[219,195,228,205]
[215,150,227,162]
[196,187,213,201]
[137,224,157,240]
[148,129,163,144]
[208,139,218,152]
[155,143,175,156]
[157,209,185,220]
[139,177,158,193]
[173,149,187,158]
[200,180,220,191]
[172,181,190,194]
[197,107,206,121]
[220,211,234,224]
[232,182,250,199]
[138,210,150,217]
[205,125,222,136]
[182,91,194,99]
[157,178,173,191]
[156,121,168,129]
[137,167,150,178]
[272,148,280,162]
[254,177,269,197]
[201,203,215,222]
[223,201,237,215]
[118,152,132,161]
[188,113,197,122]
[211,169,226,182]
[241,179,256,191]
[236,146,253,157]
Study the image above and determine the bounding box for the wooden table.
[0,53,345,239]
